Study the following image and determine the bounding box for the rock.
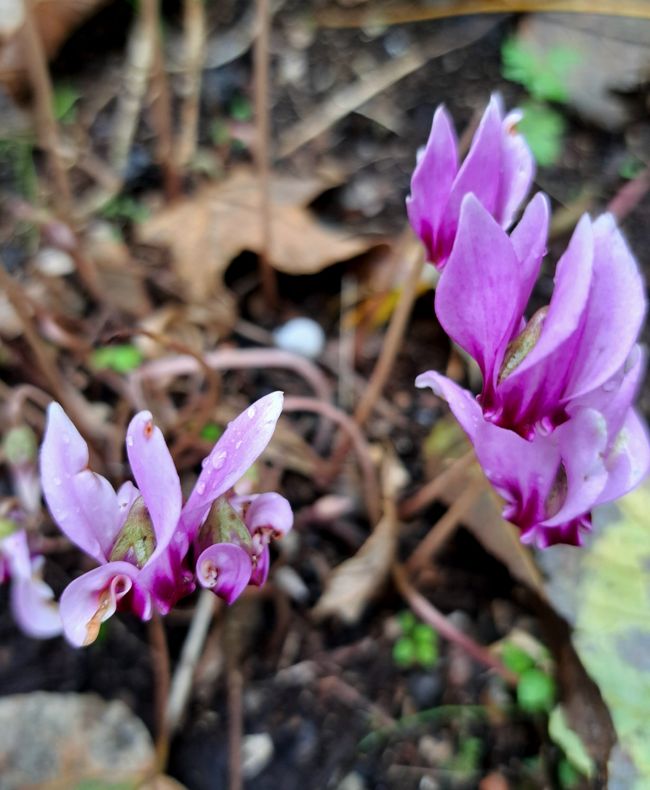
[0,692,156,790]
[337,771,367,790]
[273,317,326,360]
[241,732,274,780]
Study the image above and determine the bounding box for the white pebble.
[273,317,325,360]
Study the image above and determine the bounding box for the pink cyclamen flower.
[435,195,647,439]
[407,94,535,268]
[0,525,62,638]
[417,370,650,547]
[40,393,292,645]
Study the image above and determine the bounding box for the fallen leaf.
[0,0,110,95]
[136,167,380,302]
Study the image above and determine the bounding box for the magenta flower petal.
[435,195,523,392]
[496,109,536,229]
[407,105,458,263]
[238,492,294,537]
[11,573,62,639]
[59,561,145,646]
[196,543,252,604]
[125,411,182,556]
[595,409,650,506]
[541,409,609,528]
[441,95,504,253]
[40,403,121,563]
[565,214,647,400]
[509,192,550,317]
[182,392,284,533]
[250,546,270,587]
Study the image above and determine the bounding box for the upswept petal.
[440,95,504,254]
[11,569,62,639]
[541,409,609,527]
[40,403,120,563]
[196,543,252,604]
[496,109,536,228]
[435,196,523,390]
[59,561,144,646]
[406,104,458,263]
[415,371,484,442]
[126,411,182,557]
[234,492,294,537]
[595,409,650,506]
[181,392,284,532]
[564,213,647,400]
[509,192,549,317]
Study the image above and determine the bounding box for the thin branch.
[227,663,244,790]
[607,166,650,223]
[149,613,172,770]
[392,564,517,685]
[176,0,206,168]
[166,591,218,734]
[254,0,279,307]
[140,0,181,201]
[399,451,474,520]
[283,395,381,525]
[20,0,72,216]
[316,0,650,28]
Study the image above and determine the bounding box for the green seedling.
[517,667,556,714]
[91,345,143,375]
[501,38,579,104]
[200,422,223,442]
[392,611,439,669]
[517,101,566,167]
[53,83,81,124]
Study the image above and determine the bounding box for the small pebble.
[34,248,75,277]
[273,317,326,360]
[338,771,367,790]
[241,732,274,779]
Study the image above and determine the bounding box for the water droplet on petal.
[62,434,70,445]
[127,436,134,447]
[196,481,206,495]
[247,406,256,419]
[53,476,62,486]
[212,451,227,470]
[235,440,242,450]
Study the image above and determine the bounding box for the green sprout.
[200,422,223,442]
[501,38,579,104]
[91,345,143,375]
[392,611,439,669]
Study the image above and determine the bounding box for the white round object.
[273,316,326,360]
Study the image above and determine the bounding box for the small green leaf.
[393,636,415,667]
[412,622,436,645]
[91,345,143,374]
[558,757,581,789]
[200,422,223,442]
[0,518,18,539]
[3,425,37,466]
[230,95,253,122]
[618,156,645,181]
[517,102,566,167]
[53,83,80,123]
[501,642,536,675]
[414,639,438,668]
[501,37,579,103]
[517,668,556,713]
[397,610,417,634]
[549,705,594,779]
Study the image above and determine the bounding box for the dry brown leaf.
[136,167,380,302]
[312,506,399,624]
[0,0,109,94]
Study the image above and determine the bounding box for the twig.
[399,451,474,520]
[283,395,381,525]
[392,564,517,685]
[20,0,72,216]
[227,663,244,790]
[406,477,484,573]
[140,0,181,201]
[149,613,172,770]
[0,261,107,443]
[166,591,218,734]
[316,0,650,28]
[254,0,279,308]
[328,237,424,477]
[175,0,206,168]
[607,167,650,223]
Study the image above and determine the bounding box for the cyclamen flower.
[417,369,650,547]
[407,94,534,267]
[435,195,646,439]
[0,523,62,638]
[40,393,291,646]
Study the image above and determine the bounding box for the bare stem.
[399,451,474,520]
[140,0,181,201]
[166,591,218,734]
[149,613,172,770]
[176,0,206,168]
[393,563,517,685]
[20,0,72,216]
[328,239,425,476]
[254,0,279,308]
[227,663,244,790]
[283,395,381,525]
